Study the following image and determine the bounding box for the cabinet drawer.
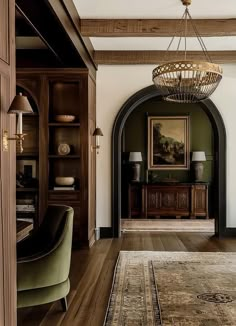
[48,190,80,202]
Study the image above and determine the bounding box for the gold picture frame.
[148,116,190,170]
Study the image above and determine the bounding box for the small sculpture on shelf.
[16,172,38,188]
[57,143,71,156]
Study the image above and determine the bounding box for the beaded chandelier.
[152,0,222,103]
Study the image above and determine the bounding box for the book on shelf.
[53,186,76,190]
[16,199,34,205]
[16,204,35,212]
[17,217,34,223]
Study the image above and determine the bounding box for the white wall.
[96,64,236,228]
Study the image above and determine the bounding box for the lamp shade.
[8,93,33,114]
[93,127,103,136]
[129,152,142,162]
[192,151,206,162]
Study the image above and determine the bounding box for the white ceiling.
[73,0,236,52]
[91,37,236,51]
[73,0,236,19]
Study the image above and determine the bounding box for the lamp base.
[131,163,141,182]
[193,162,204,182]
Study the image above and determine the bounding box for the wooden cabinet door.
[176,189,190,210]
[191,185,209,218]
[146,187,161,211]
[160,190,176,210]
[128,184,142,218]
[144,185,192,218]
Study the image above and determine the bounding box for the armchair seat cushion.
[17,278,70,308]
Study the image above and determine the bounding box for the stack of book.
[16,199,35,222]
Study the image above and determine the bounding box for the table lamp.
[129,152,142,182]
[192,151,206,182]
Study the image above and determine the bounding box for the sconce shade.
[93,127,103,136]
[129,152,142,162]
[192,151,206,162]
[8,93,33,114]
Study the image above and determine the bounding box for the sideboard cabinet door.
[191,184,209,218]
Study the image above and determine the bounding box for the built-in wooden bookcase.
[16,69,96,248]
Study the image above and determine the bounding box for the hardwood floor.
[17,232,236,326]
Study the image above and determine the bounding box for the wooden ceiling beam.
[94,50,236,64]
[81,19,236,37]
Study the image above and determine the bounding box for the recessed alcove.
[121,98,214,222]
[112,85,226,237]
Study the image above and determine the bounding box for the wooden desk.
[17,220,33,242]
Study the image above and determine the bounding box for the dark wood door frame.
[112,85,227,237]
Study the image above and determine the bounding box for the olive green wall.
[123,98,213,183]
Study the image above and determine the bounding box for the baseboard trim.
[223,228,236,237]
[100,227,113,238]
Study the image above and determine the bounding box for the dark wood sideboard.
[128,183,208,219]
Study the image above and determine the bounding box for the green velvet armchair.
[17,205,74,311]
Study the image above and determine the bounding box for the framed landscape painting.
[148,116,190,170]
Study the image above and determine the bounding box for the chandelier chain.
[186,9,212,62]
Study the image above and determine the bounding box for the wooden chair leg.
[60,297,68,312]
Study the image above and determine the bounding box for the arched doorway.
[112,85,226,237]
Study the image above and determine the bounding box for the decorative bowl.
[55,177,75,186]
[54,115,76,122]
[57,143,71,156]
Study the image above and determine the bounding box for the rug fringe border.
[103,252,122,326]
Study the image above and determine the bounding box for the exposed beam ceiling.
[94,51,236,65]
[16,0,85,67]
[80,19,236,37]
[49,0,97,75]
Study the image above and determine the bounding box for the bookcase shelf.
[48,123,80,127]
[48,155,80,159]
[16,188,38,192]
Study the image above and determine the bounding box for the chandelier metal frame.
[152,0,223,103]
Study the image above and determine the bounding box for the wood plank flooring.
[17,232,236,326]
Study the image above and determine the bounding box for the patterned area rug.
[104,251,236,326]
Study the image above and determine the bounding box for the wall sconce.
[3,93,33,153]
[92,127,103,153]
